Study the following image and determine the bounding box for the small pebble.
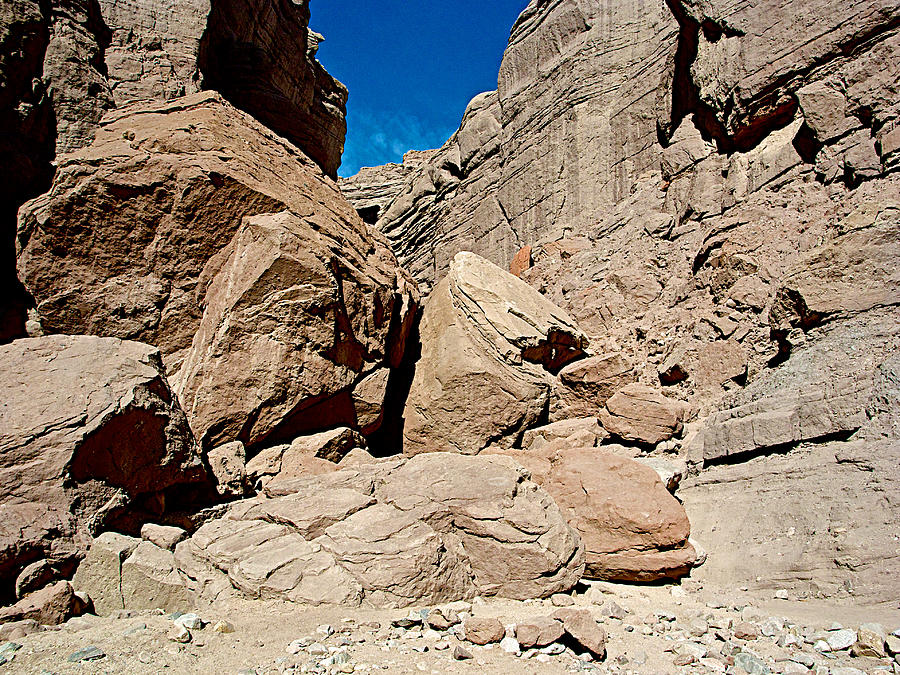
[213,620,234,634]
[176,613,203,630]
[67,646,105,663]
[453,645,473,660]
[169,624,191,643]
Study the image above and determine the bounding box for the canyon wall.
[343,0,900,602]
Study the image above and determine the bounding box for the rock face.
[1,0,346,341]
[339,150,435,224]
[0,335,208,604]
[495,446,696,581]
[79,453,584,609]
[403,252,588,455]
[0,0,113,341]
[341,1,678,290]
[17,92,418,450]
[345,0,900,600]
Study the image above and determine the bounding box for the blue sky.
[310,1,529,177]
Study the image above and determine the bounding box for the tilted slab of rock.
[0,334,208,604]
[403,252,588,454]
[172,207,417,449]
[17,92,418,449]
[492,446,695,582]
[119,453,585,609]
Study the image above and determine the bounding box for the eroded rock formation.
[74,453,585,611]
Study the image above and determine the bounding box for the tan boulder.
[374,453,584,599]
[246,428,366,488]
[187,519,362,607]
[599,384,686,446]
[403,252,588,454]
[140,524,187,552]
[316,503,472,608]
[523,418,607,453]
[173,207,417,449]
[0,335,208,593]
[121,541,193,612]
[174,452,583,608]
[14,561,58,600]
[516,616,565,648]
[463,617,505,645]
[230,488,376,540]
[550,353,636,422]
[553,608,607,659]
[72,532,140,616]
[206,441,249,498]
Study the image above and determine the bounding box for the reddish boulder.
[550,352,636,422]
[0,581,86,626]
[496,446,696,582]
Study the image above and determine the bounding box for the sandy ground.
[3,580,899,674]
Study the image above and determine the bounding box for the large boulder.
[403,252,588,454]
[161,453,584,608]
[17,92,419,449]
[172,208,417,450]
[493,446,696,582]
[0,335,208,605]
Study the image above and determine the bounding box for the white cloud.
[339,106,457,177]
